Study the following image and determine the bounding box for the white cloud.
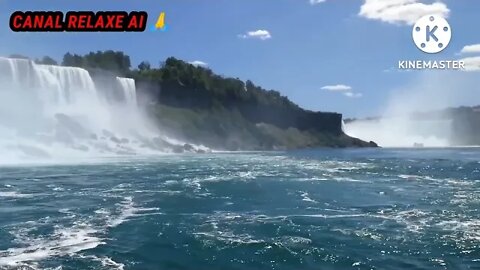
[458,44,480,71]
[321,84,352,91]
[309,0,326,5]
[321,84,362,98]
[359,0,450,25]
[189,60,208,67]
[460,44,480,54]
[459,56,480,72]
[238,30,272,40]
[344,92,363,98]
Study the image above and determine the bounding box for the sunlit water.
[0,148,479,270]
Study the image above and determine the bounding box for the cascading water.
[39,65,99,105]
[116,77,137,108]
[0,57,204,164]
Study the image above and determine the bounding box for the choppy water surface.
[0,148,479,269]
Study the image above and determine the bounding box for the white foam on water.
[0,191,33,198]
[300,192,317,203]
[106,196,135,228]
[0,226,104,267]
[0,193,161,268]
[75,254,125,270]
[388,209,433,234]
[296,160,374,172]
[293,213,370,219]
[275,236,312,248]
[193,230,264,246]
[99,256,125,270]
[436,219,480,242]
[104,196,162,228]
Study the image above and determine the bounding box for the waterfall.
[116,77,137,107]
[38,65,99,105]
[0,58,100,107]
[0,57,205,164]
[344,117,451,147]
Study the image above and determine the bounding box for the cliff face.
[449,106,480,145]
[401,106,480,146]
[152,80,344,135]
[135,76,376,151]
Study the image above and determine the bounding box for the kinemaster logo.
[397,14,465,71]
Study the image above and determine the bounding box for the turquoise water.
[0,148,479,269]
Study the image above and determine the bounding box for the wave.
[0,225,104,267]
[300,191,318,203]
[0,191,34,198]
[0,193,162,268]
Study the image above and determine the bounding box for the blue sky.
[1,0,479,117]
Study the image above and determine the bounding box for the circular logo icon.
[412,15,451,54]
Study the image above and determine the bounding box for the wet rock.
[172,145,184,153]
[183,143,194,152]
[368,141,379,147]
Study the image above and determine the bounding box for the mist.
[0,57,205,165]
[345,70,480,147]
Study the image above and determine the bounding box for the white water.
[116,77,137,108]
[343,70,480,148]
[345,117,451,148]
[0,57,201,164]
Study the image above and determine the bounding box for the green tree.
[36,56,58,65]
[138,61,151,71]
[62,52,84,67]
[62,50,131,74]
[9,54,29,59]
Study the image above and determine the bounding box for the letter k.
[426,25,438,42]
